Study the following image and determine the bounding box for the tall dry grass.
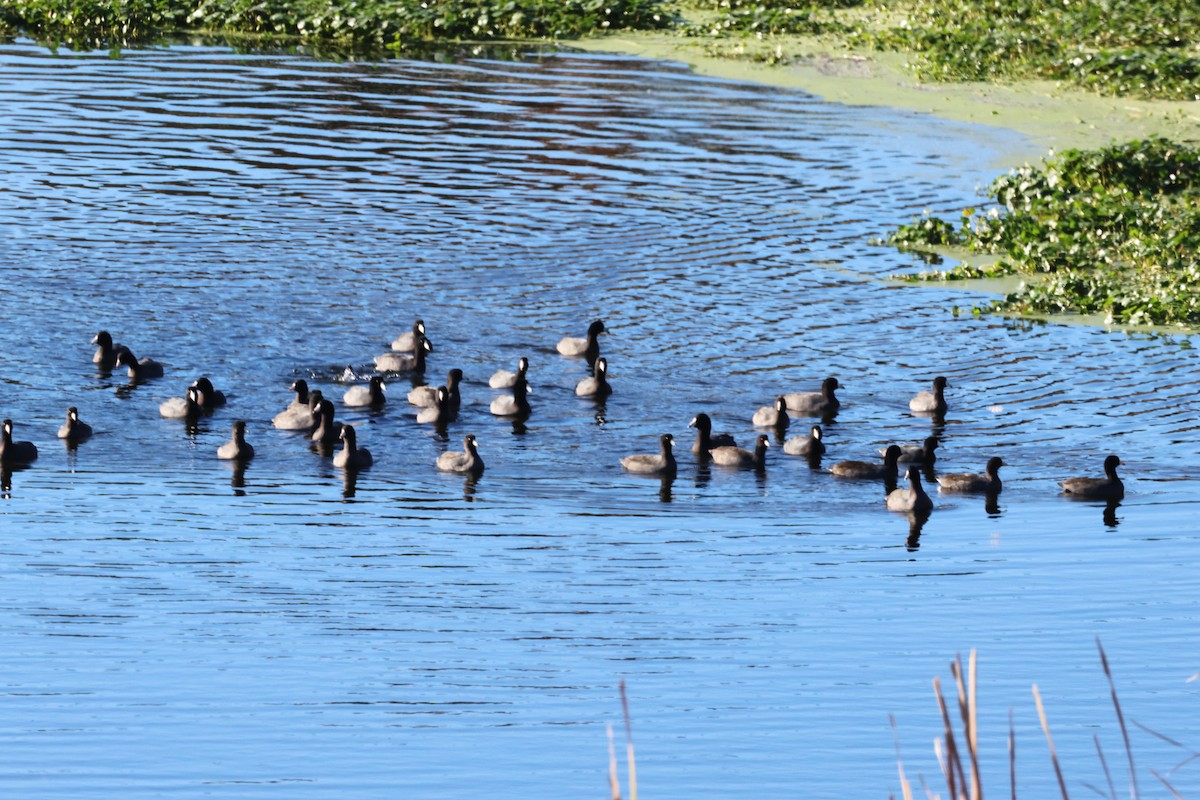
[892,639,1197,799]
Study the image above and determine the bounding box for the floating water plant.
[887,137,1200,327]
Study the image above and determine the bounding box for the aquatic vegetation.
[0,0,671,50]
[888,137,1200,327]
[861,0,1200,100]
[679,0,854,38]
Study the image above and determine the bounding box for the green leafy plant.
[887,138,1200,327]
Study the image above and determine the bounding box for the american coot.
[783,425,824,457]
[333,424,373,469]
[887,465,934,512]
[0,419,38,464]
[831,444,903,479]
[882,436,939,464]
[489,357,528,389]
[575,357,612,398]
[784,377,841,416]
[621,433,676,475]
[159,386,203,420]
[57,407,93,441]
[390,319,428,353]
[910,376,949,414]
[345,376,387,408]
[1060,455,1124,501]
[557,319,605,362]
[409,369,462,409]
[752,396,789,430]
[217,421,255,461]
[91,330,127,370]
[490,374,531,417]
[938,457,1005,493]
[417,387,453,425]
[374,336,432,373]
[688,413,737,455]
[117,348,165,380]
[711,434,770,469]
[273,382,319,430]
[437,434,484,475]
[192,377,226,409]
[311,399,344,443]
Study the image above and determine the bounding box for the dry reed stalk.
[1088,734,1117,800]
[619,679,637,800]
[1096,639,1138,800]
[1032,684,1070,799]
[1008,709,1016,800]
[934,674,971,799]
[949,651,982,800]
[1149,769,1184,799]
[607,724,621,800]
[890,714,915,800]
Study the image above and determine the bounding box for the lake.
[0,38,1198,798]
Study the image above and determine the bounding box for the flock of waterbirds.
[0,321,1125,515]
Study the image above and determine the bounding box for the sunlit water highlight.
[0,40,1198,798]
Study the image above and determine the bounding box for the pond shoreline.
[574,31,1200,166]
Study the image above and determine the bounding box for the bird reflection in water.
[462,473,481,502]
[342,467,360,500]
[1104,499,1121,528]
[658,473,674,504]
[905,508,931,551]
[985,491,1002,517]
[230,460,248,496]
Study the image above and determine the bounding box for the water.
[1,39,1199,798]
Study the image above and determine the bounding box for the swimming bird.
[620,433,676,475]
[311,399,344,443]
[344,376,387,408]
[1060,455,1124,501]
[688,412,737,455]
[159,386,203,420]
[490,372,531,417]
[938,457,1005,493]
[887,465,934,512]
[882,436,939,464]
[409,369,462,409]
[783,425,825,457]
[91,330,127,371]
[0,419,38,464]
[831,444,903,479]
[436,434,484,475]
[557,319,605,362]
[784,377,841,416]
[752,396,789,431]
[57,407,93,441]
[575,357,612,398]
[710,434,770,469]
[390,319,428,353]
[489,357,528,389]
[374,335,432,373]
[273,381,319,430]
[117,348,164,380]
[333,424,373,469]
[192,377,226,408]
[217,420,255,461]
[417,386,453,425]
[910,376,949,414]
